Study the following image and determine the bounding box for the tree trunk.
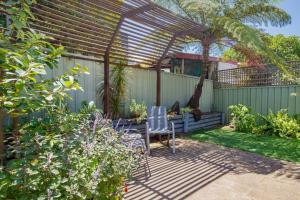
[187,41,211,110]
[0,68,4,165]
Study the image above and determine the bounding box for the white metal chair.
[146,106,175,154]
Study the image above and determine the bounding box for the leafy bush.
[228,104,256,132]
[254,110,300,139]
[180,107,192,115]
[294,114,300,124]
[0,2,137,199]
[0,1,88,162]
[129,99,147,123]
[0,111,137,199]
[97,65,127,118]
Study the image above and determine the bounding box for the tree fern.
[153,0,291,109]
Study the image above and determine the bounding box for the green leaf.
[46,95,53,101]
[4,101,14,107]
[15,68,26,76]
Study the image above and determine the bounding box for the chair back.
[147,106,168,131]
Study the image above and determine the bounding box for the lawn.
[187,127,300,163]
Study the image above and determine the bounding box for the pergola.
[31,0,206,114]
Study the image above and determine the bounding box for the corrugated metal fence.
[55,57,214,114]
[214,85,300,122]
[125,68,213,114]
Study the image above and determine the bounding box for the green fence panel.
[55,57,214,115]
[214,85,300,122]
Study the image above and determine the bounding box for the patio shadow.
[125,139,300,200]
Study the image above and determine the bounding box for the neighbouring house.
[161,53,238,79]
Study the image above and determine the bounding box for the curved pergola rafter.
[31,0,206,114]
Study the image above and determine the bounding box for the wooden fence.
[214,85,300,122]
[55,57,214,115]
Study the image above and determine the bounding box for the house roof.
[169,53,238,65]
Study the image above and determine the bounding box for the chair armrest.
[168,121,175,130]
[123,129,141,134]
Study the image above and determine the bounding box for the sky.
[262,0,300,36]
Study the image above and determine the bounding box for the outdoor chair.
[146,106,175,154]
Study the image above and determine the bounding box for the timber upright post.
[155,34,177,106]
[103,52,110,115]
[103,4,155,114]
[156,63,161,106]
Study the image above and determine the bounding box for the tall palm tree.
[153,0,291,112]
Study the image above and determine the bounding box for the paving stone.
[125,139,300,200]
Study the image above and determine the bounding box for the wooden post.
[104,52,110,115]
[155,35,177,106]
[183,113,189,133]
[103,4,155,114]
[221,112,225,125]
[156,63,161,106]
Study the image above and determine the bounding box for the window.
[184,59,202,77]
[171,58,183,74]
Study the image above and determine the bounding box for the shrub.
[180,107,192,115]
[254,110,300,139]
[0,2,137,199]
[0,0,89,163]
[294,114,300,124]
[129,99,147,123]
[0,111,137,199]
[228,104,256,132]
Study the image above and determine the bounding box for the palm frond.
[234,4,291,27]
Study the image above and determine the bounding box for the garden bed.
[113,112,224,134]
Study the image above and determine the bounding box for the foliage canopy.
[154,0,291,71]
[223,34,300,66]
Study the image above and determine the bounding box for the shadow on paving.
[124,139,300,200]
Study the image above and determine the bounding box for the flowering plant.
[0,111,137,199]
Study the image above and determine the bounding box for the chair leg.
[144,152,151,177]
[172,132,175,154]
[158,134,162,144]
[146,129,150,155]
[172,123,175,154]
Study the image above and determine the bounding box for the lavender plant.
[0,111,137,199]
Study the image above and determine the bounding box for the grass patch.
[187,127,300,163]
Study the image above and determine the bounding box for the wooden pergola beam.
[123,4,155,18]
[31,0,207,115]
[103,3,155,114]
[103,15,125,115]
[156,34,177,106]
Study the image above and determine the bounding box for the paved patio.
[125,139,300,200]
